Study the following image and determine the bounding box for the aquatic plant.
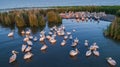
[47,11,62,23]
[104,17,120,40]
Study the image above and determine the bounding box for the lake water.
[0,19,120,67]
[0,0,120,9]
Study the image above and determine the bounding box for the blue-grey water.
[0,0,120,9]
[0,19,120,67]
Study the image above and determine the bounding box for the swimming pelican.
[71,42,77,47]
[72,29,76,32]
[33,37,38,41]
[46,35,51,40]
[86,50,92,56]
[66,32,71,35]
[21,30,25,35]
[64,35,68,40]
[8,31,14,37]
[21,44,27,52]
[27,40,33,46]
[93,50,100,56]
[48,32,53,35]
[49,38,56,44]
[84,42,88,46]
[9,50,18,63]
[107,57,117,66]
[69,48,79,57]
[25,46,32,52]
[74,38,79,43]
[24,52,33,59]
[61,40,66,46]
[29,35,33,40]
[40,45,48,51]
[23,37,29,42]
[26,29,31,35]
[39,36,45,42]
[69,35,73,39]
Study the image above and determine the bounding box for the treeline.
[48,6,120,14]
[0,9,62,27]
[104,10,120,40]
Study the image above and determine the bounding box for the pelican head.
[12,50,19,54]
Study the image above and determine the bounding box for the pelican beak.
[15,51,19,54]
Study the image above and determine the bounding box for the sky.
[0,0,120,9]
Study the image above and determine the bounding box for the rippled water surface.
[0,19,120,67]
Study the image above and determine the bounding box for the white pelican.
[93,43,99,49]
[71,42,77,47]
[27,40,33,46]
[86,50,92,56]
[69,35,72,39]
[21,30,25,35]
[84,42,88,46]
[64,35,68,40]
[8,31,14,37]
[39,36,45,42]
[93,50,100,56]
[29,35,33,40]
[73,29,76,32]
[69,48,79,57]
[46,35,51,40]
[66,32,71,35]
[24,52,33,59]
[61,40,66,46]
[49,38,56,44]
[23,37,29,42]
[107,57,116,66]
[25,46,32,52]
[21,44,27,52]
[50,28,53,31]
[9,50,18,63]
[85,40,88,43]
[74,38,79,43]
[26,30,31,35]
[48,32,52,35]
[33,37,38,41]
[40,45,48,51]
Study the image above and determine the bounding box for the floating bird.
[21,30,25,35]
[21,44,27,52]
[107,57,116,66]
[69,35,73,39]
[69,48,79,57]
[61,40,66,46]
[93,50,100,56]
[49,38,56,44]
[8,31,14,37]
[64,35,68,40]
[74,38,79,43]
[29,35,33,40]
[9,50,18,63]
[27,40,33,46]
[40,45,48,51]
[25,46,32,52]
[86,50,92,57]
[24,52,33,59]
[71,42,77,47]
[33,37,38,41]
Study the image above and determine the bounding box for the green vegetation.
[104,9,120,40]
[0,9,61,27]
[48,6,120,14]
[104,17,120,40]
[47,11,62,23]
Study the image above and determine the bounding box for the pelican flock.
[8,25,117,66]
